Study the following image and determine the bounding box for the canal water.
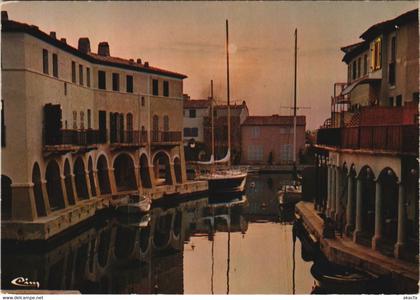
[1,173,316,294]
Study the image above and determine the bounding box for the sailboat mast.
[211,80,215,161]
[293,28,297,165]
[226,19,231,167]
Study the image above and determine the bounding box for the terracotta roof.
[360,9,418,40]
[242,115,306,126]
[183,99,211,109]
[2,18,187,79]
[340,41,366,53]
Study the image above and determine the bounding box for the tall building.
[315,9,418,260]
[1,12,188,240]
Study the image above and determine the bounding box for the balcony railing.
[317,125,418,154]
[45,129,99,146]
[151,131,182,143]
[110,130,148,145]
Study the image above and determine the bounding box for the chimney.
[60,38,67,44]
[98,42,110,56]
[136,58,142,64]
[129,59,134,64]
[49,31,56,39]
[78,37,91,53]
[1,11,8,21]
[144,61,149,67]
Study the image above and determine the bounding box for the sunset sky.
[3,1,417,129]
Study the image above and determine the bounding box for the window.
[87,109,91,129]
[42,49,49,75]
[112,73,120,91]
[86,67,91,87]
[347,64,351,83]
[352,61,356,80]
[163,115,169,131]
[396,95,402,107]
[357,57,361,78]
[413,92,419,104]
[191,127,198,137]
[127,113,133,131]
[363,54,367,75]
[388,36,396,86]
[52,53,58,78]
[280,144,293,161]
[80,111,85,129]
[126,75,133,93]
[163,80,169,97]
[98,71,106,90]
[64,82,67,96]
[152,79,159,96]
[141,96,145,106]
[391,36,396,62]
[251,127,260,138]
[79,65,83,85]
[184,128,191,136]
[73,111,77,129]
[389,97,394,107]
[71,61,76,83]
[371,37,382,71]
[189,109,196,118]
[248,145,263,161]
[1,100,5,147]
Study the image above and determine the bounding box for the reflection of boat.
[115,194,151,215]
[310,262,380,294]
[194,20,247,196]
[277,184,302,207]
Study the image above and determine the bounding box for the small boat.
[115,194,151,215]
[277,183,302,206]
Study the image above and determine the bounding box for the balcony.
[44,129,100,153]
[110,130,148,148]
[317,125,418,154]
[151,130,182,146]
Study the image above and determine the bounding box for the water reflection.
[2,173,314,294]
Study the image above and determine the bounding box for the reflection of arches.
[113,153,137,191]
[174,157,182,184]
[173,210,182,237]
[153,152,172,185]
[74,157,89,200]
[358,166,376,240]
[153,213,172,249]
[98,229,111,267]
[378,167,398,244]
[64,160,76,205]
[139,226,150,254]
[1,175,12,219]
[46,160,65,210]
[32,163,47,216]
[115,226,136,258]
[88,157,97,197]
[97,155,111,195]
[139,154,152,188]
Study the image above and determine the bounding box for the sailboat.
[195,20,248,196]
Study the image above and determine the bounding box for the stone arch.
[64,159,76,205]
[114,226,136,259]
[97,155,111,195]
[377,167,399,244]
[74,157,89,200]
[173,157,182,184]
[45,160,65,211]
[88,157,97,197]
[358,165,376,241]
[1,175,12,219]
[113,153,137,191]
[32,162,47,217]
[153,151,172,186]
[139,153,152,189]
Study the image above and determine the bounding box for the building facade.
[315,9,419,261]
[1,13,190,240]
[241,115,306,165]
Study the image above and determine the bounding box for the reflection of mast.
[226,207,231,294]
[292,224,296,294]
[211,237,215,295]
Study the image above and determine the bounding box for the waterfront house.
[240,115,306,165]
[1,12,191,240]
[314,8,418,260]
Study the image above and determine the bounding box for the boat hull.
[207,173,247,195]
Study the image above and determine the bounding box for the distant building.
[315,9,418,261]
[241,115,306,165]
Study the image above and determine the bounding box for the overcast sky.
[3,1,417,129]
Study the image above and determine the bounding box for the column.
[345,175,354,235]
[60,175,70,207]
[169,162,176,186]
[40,179,52,215]
[71,174,79,203]
[327,165,331,216]
[85,172,93,199]
[372,180,383,250]
[134,166,142,193]
[108,167,117,195]
[11,183,37,221]
[353,177,363,242]
[330,166,336,217]
[394,183,406,259]
[92,170,101,197]
[335,168,342,220]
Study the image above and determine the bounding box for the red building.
[241,115,306,165]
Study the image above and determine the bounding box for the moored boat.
[115,194,151,215]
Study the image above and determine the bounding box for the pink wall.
[241,125,306,164]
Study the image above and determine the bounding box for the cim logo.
[11,277,40,288]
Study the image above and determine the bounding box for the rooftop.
[1,16,187,79]
[242,115,306,126]
[183,99,211,109]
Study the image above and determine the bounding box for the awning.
[341,77,381,95]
